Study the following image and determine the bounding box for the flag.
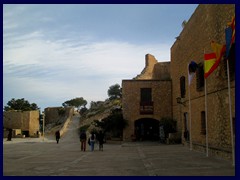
[188,61,198,85]
[225,26,232,58]
[204,42,226,79]
[211,41,226,62]
[204,53,217,78]
[226,16,235,58]
[228,16,235,45]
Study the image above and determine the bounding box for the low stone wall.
[58,107,74,136]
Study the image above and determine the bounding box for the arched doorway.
[134,118,159,141]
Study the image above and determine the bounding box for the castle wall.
[3,110,40,137]
[171,4,235,159]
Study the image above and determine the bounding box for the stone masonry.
[3,110,40,137]
[171,4,235,159]
[122,54,172,141]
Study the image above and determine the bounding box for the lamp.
[176,97,186,106]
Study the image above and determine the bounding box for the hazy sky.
[3,4,198,111]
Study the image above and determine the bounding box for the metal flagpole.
[188,70,192,151]
[204,48,209,157]
[204,78,209,157]
[227,59,235,166]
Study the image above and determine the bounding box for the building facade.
[122,54,172,141]
[122,4,235,161]
[3,110,40,137]
[171,4,235,159]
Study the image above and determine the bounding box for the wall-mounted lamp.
[176,97,186,106]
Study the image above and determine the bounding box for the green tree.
[4,98,39,111]
[62,97,87,110]
[107,84,122,100]
[93,110,128,138]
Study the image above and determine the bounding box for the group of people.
[55,129,105,152]
[80,130,105,152]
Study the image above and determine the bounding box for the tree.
[93,110,128,138]
[107,84,122,100]
[62,97,87,110]
[4,98,39,111]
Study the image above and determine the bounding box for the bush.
[159,117,177,139]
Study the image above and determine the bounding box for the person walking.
[97,130,104,151]
[80,130,87,151]
[55,130,60,144]
[89,132,96,151]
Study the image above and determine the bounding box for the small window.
[196,63,204,91]
[140,88,152,102]
[201,111,206,135]
[180,76,186,98]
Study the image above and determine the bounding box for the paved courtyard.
[3,115,235,176]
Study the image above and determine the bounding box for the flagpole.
[227,59,235,166]
[204,78,209,157]
[188,72,192,151]
[204,48,209,157]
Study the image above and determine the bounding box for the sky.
[3,4,198,111]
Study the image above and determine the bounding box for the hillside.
[79,99,121,134]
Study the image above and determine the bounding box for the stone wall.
[171,4,235,159]
[44,106,74,136]
[44,106,73,125]
[3,110,40,137]
[134,54,158,79]
[152,62,171,80]
[122,80,172,141]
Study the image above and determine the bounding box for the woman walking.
[89,132,96,151]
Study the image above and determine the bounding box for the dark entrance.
[134,118,159,141]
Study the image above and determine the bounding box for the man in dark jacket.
[55,130,60,144]
[80,130,87,151]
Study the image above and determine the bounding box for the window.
[201,111,206,135]
[140,88,152,102]
[180,76,186,98]
[196,63,204,91]
[140,88,153,115]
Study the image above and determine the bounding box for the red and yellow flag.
[204,42,226,78]
[204,53,217,78]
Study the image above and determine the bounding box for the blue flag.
[225,26,232,58]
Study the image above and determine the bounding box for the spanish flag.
[204,42,226,78]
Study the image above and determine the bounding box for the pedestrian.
[89,131,96,151]
[7,129,12,141]
[80,130,87,151]
[55,130,60,144]
[97,130,104,151]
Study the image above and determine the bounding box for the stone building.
[171,4,235,159]
[122,4,235,161]
[122,54,172,141]
[3,110,40,137]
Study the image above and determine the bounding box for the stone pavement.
[3,114,235,176]
[3,139,235,176]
